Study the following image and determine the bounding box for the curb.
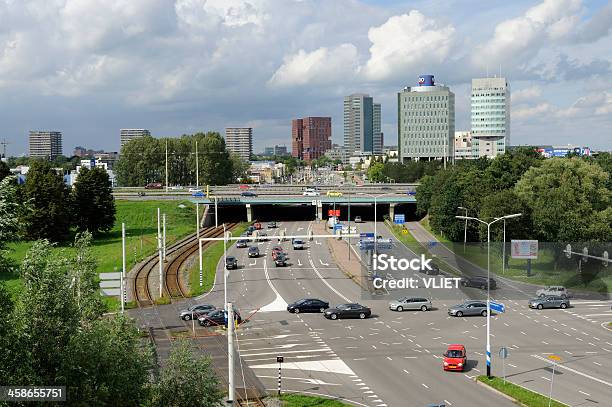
[601,321,612,332]
[474,378,529,407]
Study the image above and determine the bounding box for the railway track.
[132,223,238,307]
[236,396,266,407]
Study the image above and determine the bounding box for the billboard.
[418,74,434,86]
[511,240,538,259]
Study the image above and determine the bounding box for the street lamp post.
[358,192,392,255]
[455,213,522,378]
[458,207,468,252]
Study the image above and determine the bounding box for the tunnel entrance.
[322,203,417,222]
[251,204,316,221]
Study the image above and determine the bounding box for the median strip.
[476,376,569,407]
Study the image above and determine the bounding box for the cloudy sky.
[1,0,611,156]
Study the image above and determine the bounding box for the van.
[327,216,338,229]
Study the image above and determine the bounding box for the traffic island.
[476,376,569,407]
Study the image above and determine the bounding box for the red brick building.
[291,117,332,161]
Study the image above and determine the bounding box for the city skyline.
[1,0,611,156]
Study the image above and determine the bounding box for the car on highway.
[292,239,305,250]
[192,190,205,197]
[225,256,238,270]
[388,297,432,312]
[198,309,242,327]
[271,246,284,259]
[443,344,467,371]
[179,304,215,320]
[448,300,489,317]
[529,295,570,310]
[419,263,440,275]
[246,226,255,236]
[257,232,269,241]
[303,188,320,196]
[241,191,257,197]
[145,182,163,189]
[460,276,497,290]
[267,221,277,228]
[324,303,371,320]
[287,298,330,313]
[326,191,343,197]
[274,253,288,267]
[254,222,262,230]
[236,239,248,248]
[248,246,260,258]
[407,190,417,196]
[536,286,570,298]
[354,216,362,223]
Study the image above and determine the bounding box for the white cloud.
[362,10,455,81]
[512,86,542,103]
[268,43,359,87]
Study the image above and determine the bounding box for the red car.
[443,344,467,371]
[254,222,262,230]
[271,246,284,260]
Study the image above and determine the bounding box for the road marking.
[520,331,527,336]
[593,362,601,366]
[403,369,410,374]
[541,341,549,345]
[531,354,612,387]
[579,390,591,396]
[565,351,573,355]
[508,363,517,368]
[444,400,452,406]
[541,376,551,382]
[421,383,429,389]
[308,257,351,302]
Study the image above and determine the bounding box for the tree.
[71,232,107,320]
[71,167,116,234]
[478,190,533,242]
[484,147,542,191]
[0,176,22,245]
[0,160,10,181]
[428,173,465,241]
[230,152,249,182]
[515,158,611,242]
[21,161,71,241]
[150,339,223,407]
[115,135,163,187]
[198,132,234,185]
[367,162,385,182]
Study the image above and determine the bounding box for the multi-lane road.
[132,220,612,407]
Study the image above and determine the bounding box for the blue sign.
[360,232,375,238]
[394,214,405,224]
[418,74,435,86]
[490,302,505,313]
[192,191,205,197]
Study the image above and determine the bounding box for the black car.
[246,226,255,236]
[461,276,497,290]
[241,191,257,197]
[420,263,440,275]
[324,303,371,320]
[274,253,288,267]
[248,246,259,258]
[267,221,277,228]
[236,239,248,248]
[287,298,329,314]
[198,309,242,327]
[225,256,238,269]
[179,304,215,320]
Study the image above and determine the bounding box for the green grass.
[188,223,249,297]
[277,394,351,407]
[420,217,451,243]
[477,376,569,407]
[2,200,198,303]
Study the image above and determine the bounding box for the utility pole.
[158,208,163,298]
[162,213,166,260]
[227,302,235,406]
[195,139,199,189]
[165,139,169,193]
[121,223,126,313]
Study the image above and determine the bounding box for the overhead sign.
[394,214,405,224]
[499,347,509,359]
[360,232,375,238]
[511,240,538,259]
[328,209,340,217]
[489,301,505,313]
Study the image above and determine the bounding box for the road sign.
[328,209,340,217]
[276,356,284,363]
[548,355,561,362]
[394,214,405,224]
[511,240,538,259]
[489,301,505,313]
[499,347,509,359]
[402,229,408,234]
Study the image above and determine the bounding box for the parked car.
[292,239,304,250]
[529,296,570,310]
[354,216,362,223]
[287,298,329,314]
[443,344,467,371]
[179,304,215,320]
[274,253,288,267]
[326,191,343,197]
[236,239,248,248]
[198,309,242,327]
[225,256,238,270]
[460,276,497,290]
[267,221,277,228]
[241,191,257,197]
[324,303,371,320]
[248,246,260,258]
[536,286,570,298]
[448,300,489,317]
[145,182,162,189]
[388,297,432,312]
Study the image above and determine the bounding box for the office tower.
[273,145,288,156]
[120,129,151,148]
[29,131,63,159]
[454,131,475,159]
[397,74,455,163]
[291,117,332,161]
[225,127,253,161]
[343,94,382,156]
[471,77,510,158]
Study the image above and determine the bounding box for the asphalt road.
[132,219,612,407]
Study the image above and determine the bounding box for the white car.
[536,286,570,298]
[189,188,203,193]
[292,239,304,250]
[303,190,320,196]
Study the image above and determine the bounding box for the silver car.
[389,297,432,312]
[529,296,570,310]
[448,300,488,317]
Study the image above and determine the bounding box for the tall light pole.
[458,206,468,252]
[455,213,522,378]
[165,139,169,193]
[358,192,392,255]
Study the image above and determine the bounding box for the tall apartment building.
[291,117,332,161]
[471,77,510,158]
[343,94,382,156]
[263,145,289,156]
[120,129,151,148]
[225,127,253,161]
[397,74,455,163]
[29,131,63,159]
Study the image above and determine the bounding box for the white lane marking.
[259,258,288,312]
[579,390,591,396]
[508,363,517,368]
[531,355,612,387]
[421,383,429,389]
[308,256,351,302]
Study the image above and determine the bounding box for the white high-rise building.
[225,127,253,161]
[120,129,151,148]
[470,77,510,158]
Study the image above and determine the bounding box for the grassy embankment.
[277,394,351,406]
[477,376,569,407]
[3,200,198,309]
[188,223,249,297]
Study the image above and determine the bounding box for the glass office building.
[470,77,510,157]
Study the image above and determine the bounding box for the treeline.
[415,148,612,243]
[115,132,245,187]
[0,235,222,406]
[367,158,442,183]
[0,161,115,243]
